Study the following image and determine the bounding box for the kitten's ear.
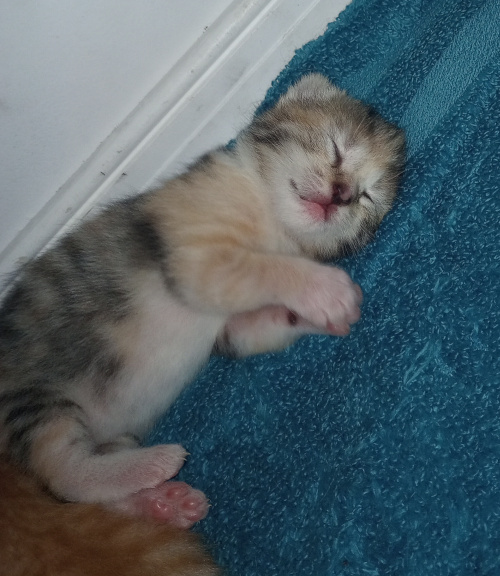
[280,74,339,103]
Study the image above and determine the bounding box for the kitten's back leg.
[108,481,210,529]
[95,435,210,528]
[29,414,187,503]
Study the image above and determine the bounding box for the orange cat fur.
[0,458,219,576]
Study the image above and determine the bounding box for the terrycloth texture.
[149,0,500,574]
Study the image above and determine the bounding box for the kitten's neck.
[226,139,303,257]
[229,138,265,186]
[229,138,318,258]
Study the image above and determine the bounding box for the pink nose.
[332,182,352,204]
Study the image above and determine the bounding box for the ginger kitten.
[0,74,405,525]
[0,458,218,576]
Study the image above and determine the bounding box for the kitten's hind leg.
[29,415,188,504]
[96,433,141,454]
[108,481,209,529]
[96,435,209,528]
[216,305,352,358]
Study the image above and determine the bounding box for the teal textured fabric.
[149,0,500,574]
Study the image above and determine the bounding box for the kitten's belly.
[79,272,225,442]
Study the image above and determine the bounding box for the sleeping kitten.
[0,457,218,576]
[0,74,405,525]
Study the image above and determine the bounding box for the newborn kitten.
[0,458,219,576]
[0,74,405,524]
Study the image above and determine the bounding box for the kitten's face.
[246,74,405,259]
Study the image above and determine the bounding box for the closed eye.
[361,191,374,204]
[331,140,341,167]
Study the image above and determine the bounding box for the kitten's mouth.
[299,195,347,222]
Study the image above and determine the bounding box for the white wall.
[0,0,234,265]
[0,0,350,287]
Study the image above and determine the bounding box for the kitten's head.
[242,74,405,259]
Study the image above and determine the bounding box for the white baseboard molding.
[0,0,350,289]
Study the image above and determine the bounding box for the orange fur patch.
[0,458,219,576]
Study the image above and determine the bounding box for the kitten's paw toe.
[134,481,209,528]
[136,444,188,488]
[293,266,363,330]
[326,321,351,336]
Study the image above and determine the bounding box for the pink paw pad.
[129,481,209,529]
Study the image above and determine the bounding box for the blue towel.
[149,0,500,573]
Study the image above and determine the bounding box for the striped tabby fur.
[0,74,404,519]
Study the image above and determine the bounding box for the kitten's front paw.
[290,265,362,333]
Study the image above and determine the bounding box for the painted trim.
[0,0,350,288]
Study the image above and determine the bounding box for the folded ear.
[280,73,339,102]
